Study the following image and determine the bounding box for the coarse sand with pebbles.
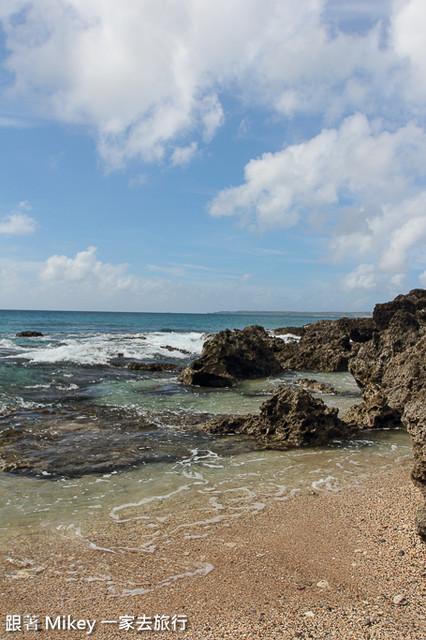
[1,462,425,640]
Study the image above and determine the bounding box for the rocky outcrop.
[179,325,283,387]
[274,292,426,540]
[342,392,402,430]
[178,290,426,538]
[127,361,182,372]
[275,317,376,372]
[199,386,353,447]
[347,289,426,539]
[179,318,376,386]
[16,331,44,337]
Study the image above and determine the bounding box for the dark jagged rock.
[199,386,353,447]
[346,289,426,539]
[348,290,425,427]
[16,331,44,337]
[110,360,182,372]
[342,392,402,430]
[180,318,375,386]
[161,345,190,355]
[179,325,283,387]
[127,361,182,372]
[275,317,375,372]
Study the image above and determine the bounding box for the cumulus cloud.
[1,248,304,312]
[0,202,37,234]
[391,0,426,100]
[337,191,426,291]
[0,0,423,168]
[209,113,426,291]
[1,0,262,167]
[39,246,137,294]
[1,1,426,306]
[209,114,426,227]
[343,264,377,291]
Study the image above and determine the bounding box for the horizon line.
[0,307,372,316]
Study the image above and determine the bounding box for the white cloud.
[343,264,377,291]
[200,94,224,142]
[40,246,136,294]
[171,142,198,167]
[419,270,426,287]
[0,249,314,312]
[209,114,426,289]
[0,202,37,234]
[209,114,426,227]
[391,0,426,100]
[0,0,422,168]
[1,1,425,309]
[378,203,426,273]
[0,0,256,167]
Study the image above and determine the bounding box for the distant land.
[213,310,372,317]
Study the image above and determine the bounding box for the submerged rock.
[179,325,283,387]
[16,330,44,337]
[294,378,336,394]
[0,405,248,478]
[198,386,353,448]
[160,344,190,355]
[110,360,182,372]
[127,361,182,372]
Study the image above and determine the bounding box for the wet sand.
[1,460,425,640]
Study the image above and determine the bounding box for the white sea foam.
[274,332,301,343]
[118,562,214,597]
[139,331,206,357]
[12,331,206,365]
[0,339,25,351]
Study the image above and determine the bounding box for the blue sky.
[0,0,425,312]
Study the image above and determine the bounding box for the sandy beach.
[2,457,425,640]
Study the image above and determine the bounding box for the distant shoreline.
[213,310,372,317]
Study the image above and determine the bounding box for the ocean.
[0,309,412,563]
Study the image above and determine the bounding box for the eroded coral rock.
[347,289,426,538]
[199,386,353,448]
[275,317,375,372]
[179,325,283,387]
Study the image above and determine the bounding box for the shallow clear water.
[1,307,411,556]
[0,430,412,552]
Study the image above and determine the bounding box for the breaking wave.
[8,331,207,365]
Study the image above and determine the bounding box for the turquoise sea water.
[0,308,356,336]
[1,308,351,476]
[0,308,413,560]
